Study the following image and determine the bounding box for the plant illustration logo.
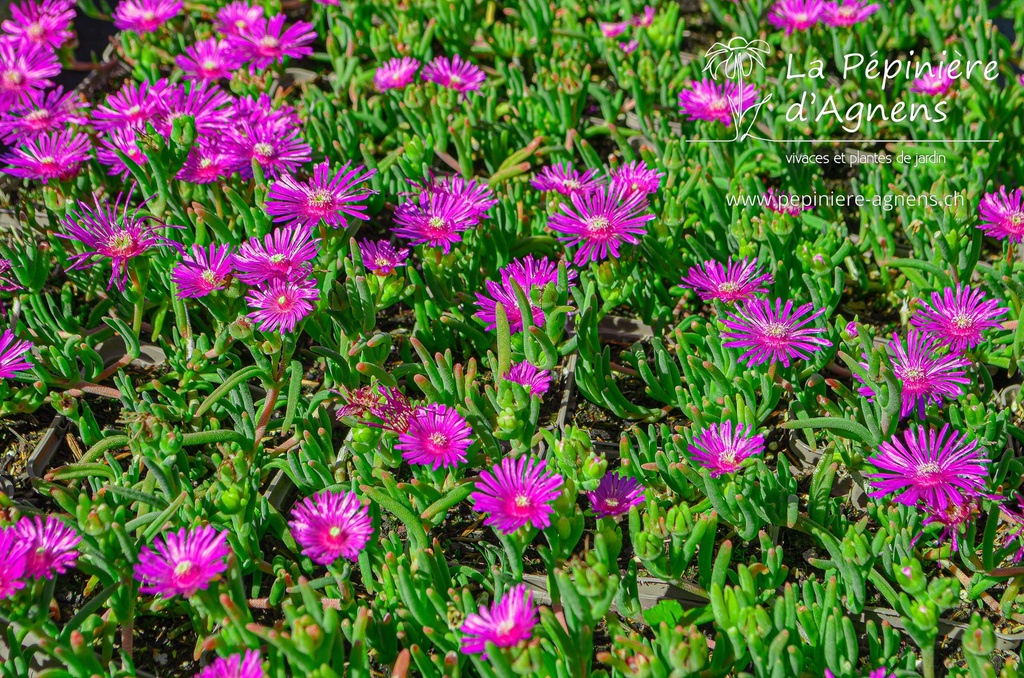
[702,36,772,142]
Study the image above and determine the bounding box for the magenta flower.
[609,160,663,195]
[0,38,59,111]
[215,1,263,37]
[3,0,75,51]
[549,184,654,265]
[619,40,639,54]
[59,189,182,291]
[910,284,1007,353]
[0,527,28,600]
[688,421,765,477]
[0,258,20,291]
[195,650,263,678]
[375,57,419,91]
[768,0,824,33]
[587,475,645,518]
[92,79,169,132]
[599,22,628,38]
[910,67,956,96]
[246,278,319,334]
[289,490,373,565]
[866,425,990,510]
[680,257,773,304]
[822,0,878,26]
[429,175,497,221]
[230,92,299,129]
[460,584,538,657]
[503,254,577,290]
[172,244,234,299]
[113,0,183,33]
[176,38,241,81]
[225,119,312,179]
[396,403,473,470]
[265,161,377,229]
[0,329,33,379]
[721,298,831,367]
[134,527,229,598]
[631,6,655,27]
[393,191,479,252]
[474,255,575,333]
[358,385,415,434]
[15,515,80,579]
[178,143,233,184]
[856,331,971,419]
[530,162,603,196]
[422,55,485,93]
[470,456,564,535]
[922,498,979,554]
[678,79,759,127]
[233,224,319,285]
[226,14,315,71]
[978,186,1024,242]
[763,187,812,216]
[358,239,408,275]
[504,361,552,397]
[2,128,90,184]
[96,128,148,178]
[154,81,233,137]
[0,87,88,143]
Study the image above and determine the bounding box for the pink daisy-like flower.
[153,81,233,137]
[289,490,373,565]
[15,515,80,579]
[265,161,377,229]
[978,186,1024,242]
[909,67,956,96]
[474,255,575,333]
[3,0,75,51]
[470,456,564,535]
[214,1,263,37]
[549,184,653,266]
[856,330,971,419]
[113,0,183,33]
[428,175,497,221]
[587,475,645,518]
[375,57,419,91]
[176,38,241,81]
[96,127,148,178]
[503,253,577,290]
[0,329,33,379]
[460,584,538,658]
[172,243,234,298]
[226,14,315,72]
[134,526,230,598]
[504,361,552,397]
[225,119,312,179]
[678,79,759,127]
[233,224,319,285]
[922,497,979,554]
[763,187,812,216]
[0,86,88,143]
[358,239,408,275]
[599,22,628,38]
[0,527,29,599]
[631,6,655,27]
[680,257,773,304]
[246,277,319,334]
[355,385,416,434]
[91,79,169,133]
[721,298,831,367]
[229,92,299,129]
[58,188,182,291]
[619,40,639,54]
[195,650,264,678]
[910,284,1007,353]
[530,162,603,196]
[822,0,879,26]
[393,191,479,252]
[767,0,825,33]
[865,425,990,511]
[0,38,59,111]
[177,143,233,184]
[396,403,473,470]
[688,421,765,477]
[609,160,663,195]
[2,128,90,183]
[422,54,486,93]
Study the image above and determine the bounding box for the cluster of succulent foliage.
[3,0,1024,676]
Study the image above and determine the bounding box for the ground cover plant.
[2,0,1024,676]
